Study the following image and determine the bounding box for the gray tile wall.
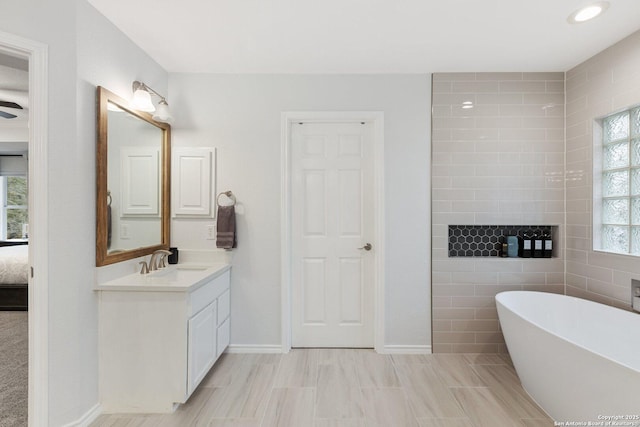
[566,30,640,308]
[431,72,565,353]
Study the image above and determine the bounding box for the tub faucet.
[149,249,173,271]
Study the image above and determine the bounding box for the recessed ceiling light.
[568,1,609,24]
[462,101,474,110]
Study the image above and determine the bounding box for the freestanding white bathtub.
[496,291,640,423]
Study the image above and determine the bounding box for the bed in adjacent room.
[0,243,28,310]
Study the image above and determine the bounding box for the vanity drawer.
[217,289,230,324]
[189,270,230,317]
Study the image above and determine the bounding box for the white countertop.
[95,262,231,292]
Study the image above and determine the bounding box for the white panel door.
[291,122,374,347]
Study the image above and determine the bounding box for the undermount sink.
[147,268,179,279]
[144,265,210,282]
[176,265,210,271]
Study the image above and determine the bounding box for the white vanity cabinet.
[97,265,231,413]
[186,271,230,395]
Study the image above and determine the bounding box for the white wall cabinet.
[98,267,231,413]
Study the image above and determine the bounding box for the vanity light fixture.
[130,80,174,124]
[567,1,609,24]
[152,99,173,124]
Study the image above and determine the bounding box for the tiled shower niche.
[448,225,555,257]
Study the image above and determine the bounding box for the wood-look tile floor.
[91,349,553,427]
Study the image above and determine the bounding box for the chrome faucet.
[149,249,173,271]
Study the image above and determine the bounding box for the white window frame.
[0,175,28,240]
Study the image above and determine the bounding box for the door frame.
[0,30,49,425]
[281,111,385,353]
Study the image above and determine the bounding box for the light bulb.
[131,88,155,112]
[152,100,173,124]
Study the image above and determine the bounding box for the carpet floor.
[0,311,27,427]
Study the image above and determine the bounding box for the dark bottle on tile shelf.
[533,233,544,258]
[543,232,553,258]
[518,232,532,258]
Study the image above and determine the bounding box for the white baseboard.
[225,344,283,354]
[226,344,431,354]
[62,403,102,427]
[381,345,432,354]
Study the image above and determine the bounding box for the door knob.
[358,243,372,251]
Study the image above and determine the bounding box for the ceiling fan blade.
[0,110,18,119]
[0,90,28,109]
[0,100,23,110]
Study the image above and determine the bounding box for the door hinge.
[30,266,34,278]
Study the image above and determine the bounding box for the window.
[596,107,640,254]
[0,176,28,240]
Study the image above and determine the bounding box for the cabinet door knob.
[358,243,372,251]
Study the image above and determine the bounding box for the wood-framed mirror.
[96,86,171,266]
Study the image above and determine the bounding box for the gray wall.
[169,74,432,349]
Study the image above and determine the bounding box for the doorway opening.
[0,30,49,426]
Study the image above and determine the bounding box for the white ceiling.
[88,0,640,74]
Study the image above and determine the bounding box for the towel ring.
[217,190,236,207]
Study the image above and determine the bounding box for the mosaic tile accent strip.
[448,225,553,257]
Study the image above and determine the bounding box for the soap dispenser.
[533,233,544,258]
[518,233,532,258]
[542,232,553,258]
